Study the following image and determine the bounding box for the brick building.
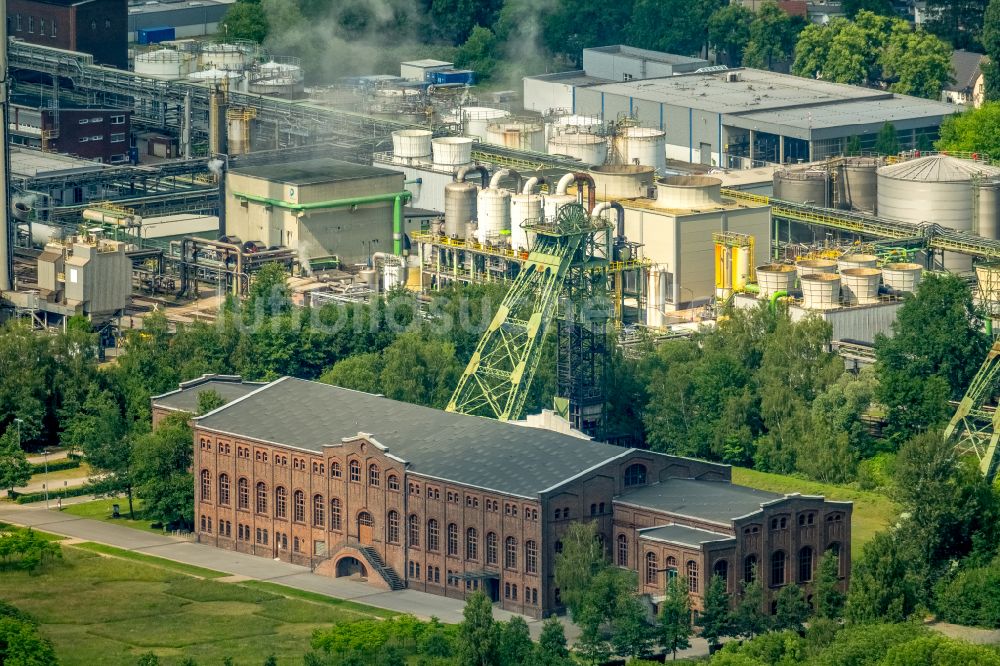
[9,95,132,163]
[7,0,128,69]
[155,375,852,618]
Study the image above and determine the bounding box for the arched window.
[486,532,498,565]
[255,482,267,514]
[617,534,628,567]
[798,546,813,582]
[358,511,374,530]
[466,528,478,560]
[624,463,647,487]
[666,555,677,579]
[330,461,342,478]
[218,473,230,506]
[200,469,211,501]
[526,540,538,574]
[408,514,420,547]
[645,552,658,585]
[505,537,517,569]
[293,490,305,523]
[687,560,699,593]
[828,542,842,577]
[428,519,440,551]
[349,460,361,482]
[330,498,342,531]
[238,478,249,509]
[368,464,380,487]
[313,494,325,527]
[275,486,287,519]
[447,523,459,556]
[713,559,729,587]
[771,551,786,587]
[387,510,400,544]
[744,554,758,583]
[388,474,399,491]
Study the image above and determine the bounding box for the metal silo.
[773,169,830,207]
[976,180,1000,239]
[615,127,666,170]
[547,132,608,164]
[839,157,880,213]
[445,182,477,238]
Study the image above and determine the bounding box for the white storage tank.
[883,262,922,294]
[392,130,432,163]
[774,169,830,207]
[800,273,841,310]
[544,194,576,223]
[189,68,246,92]
[462,106,509,141]
[248,59,305,97]
[837,254,878,271]
[444,181,477,238]
[486,120,545,153]
[616,127,666,170]
[647,267,670,327]
[432,137,473,166]
[796,258,837,280]
[840,268,882,305]
[978,181,1000,239]
[200,43,248,71]
[547,132,608,165]
[590,165,655,199]
[135,48,194,79]
[655,176,724,209]
[756,264,796,298]
[476,186,511,245]
[511,189,542,252]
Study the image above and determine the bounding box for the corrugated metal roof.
[877,154,1000,182]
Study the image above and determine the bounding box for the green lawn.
[731,467,897,559]
[26,463,91,484]
[0,544,392,666]
[62,498,175,536]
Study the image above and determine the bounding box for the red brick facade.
[8,0,128,69]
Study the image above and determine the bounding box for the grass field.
[26,463,92,485]
[732,467,897,559]
[62,498,176,536]
[0,544,392,666]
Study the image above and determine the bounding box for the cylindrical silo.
[462,106,509,141]
[547,132,609,165]
[432,137,473,167]
[882,263,922,293]
[616,127,666,170]
[544,194,576,223]
[840,268,881,305]
[773,169,830,207]
[476,187,511,245]
[756,264,797,298]
[392,130,432,163]
[590,165,655,200]
[485,120,545,153]
[656,176,724,209]
[199,43,248,70]
[837,254,878,271]
[800,273,841,310]
[511,193,542,251]
[977,180,1000,240]
[839,157,880,213]
[796,258,837,281]
[647,267,669,327]
[445,181,477,238]
[135,48,194,78]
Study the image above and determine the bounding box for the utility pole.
[0,0,11,293]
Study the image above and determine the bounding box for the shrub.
[934,557,1000,628]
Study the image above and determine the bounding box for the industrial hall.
[154,375,853,618]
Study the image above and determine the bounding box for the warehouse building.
[162,376,853,618]
[126,0,233,42]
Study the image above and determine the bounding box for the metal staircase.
[356,545,405,590]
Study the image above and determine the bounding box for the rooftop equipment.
[840,267,882,305]
[800,273,841,310]
[882,262,923,293]
[756,263,796,298]
[589,165,654,199]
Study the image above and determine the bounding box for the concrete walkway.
[14,475,89,495]
[0,499,712,658]
[26,450,72,465]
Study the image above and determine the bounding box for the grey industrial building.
[127,0,233,42]
[524,46,959,167]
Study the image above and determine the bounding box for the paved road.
[15,475,90,495]
[26,450,72,465]
[0,499,712,657]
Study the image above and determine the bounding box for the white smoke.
[207,159,225,178]
[299,239,317,275]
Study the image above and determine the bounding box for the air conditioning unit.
[726,72,742,83]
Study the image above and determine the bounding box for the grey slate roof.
[617,478,783,525]
[946,50,987,93]
[231,159,401,186]
[639,523,733,547]
[152,376,265,414]
[196,377,632,498]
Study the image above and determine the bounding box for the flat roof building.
[127,0,233,42]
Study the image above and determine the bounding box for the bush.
[29,458,81,475]
[934,557,1000,628]
[13,485,94,504]
[856,452,895,491]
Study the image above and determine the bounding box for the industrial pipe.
[770,290,788,310]
[573,172,596,213]
[489,168,522,192]
[554,173,575,195]
[231,190,413,255]
[521,176,546,194]
[455,165,489,186]
[610,201,625,241]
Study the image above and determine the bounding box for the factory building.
[9,95,132,164]
[9,0,128,68]
[126,0,232,42]
[225,159,408,268]
[156,376,852,618]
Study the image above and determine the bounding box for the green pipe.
[232,190,413,255]
[744,283,760,294]
[770,290,788,310]
[988,319,994,337]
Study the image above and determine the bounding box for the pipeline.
[610,201,625,241]
[455,165,489,186]
[404,178,422,185]
[554,173,575,195]
[489,168,522,192]
[573,172,596,213]
[231,190,413,255]
[521,175,545,194]
[770,290,788,310]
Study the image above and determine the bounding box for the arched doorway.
[358,511,374,545]
[336,556,367,579]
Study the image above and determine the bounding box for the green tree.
[627,0,722,58]
[813,550,845,620]
[873,122,900,155]
[984,0,1000,100]
[842,0,895,18]
[923,0,985,51]
[132,412,194,530]
[319,352,383,395]
[196,389,226,416]
[732,567,768,639]
[881,634,1000,665]
[535,617,570,665]
[708,4,753,67]
[792,22,836,79]
[772,584,810,633]
[498,617,533,666]
[457,591,498,666]
[0,428,30,496]
[881,27,954,99]
[934,555,1000,627]
[136,653,160,666]
[0,608,59,666]
[377,333,463,409]
[659,575,693,660]
[845,532,920,623]
[609,570,654,659]
[553,521,605,619]
[454,26,501,82]
[700,574,731,651]
[221,0,268,42]
[743,1,801,70]
[537,0,634,66]
[936,102,1000,158]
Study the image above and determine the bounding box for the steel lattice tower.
[944,340,1000,482]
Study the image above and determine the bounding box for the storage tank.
[462,106,509,140]
[756,264,796,298]
[590,165,655,200]
[655,176,724,209]
[485,120,544,153]
[135,48,194,78]
[882,262,922,293]
[795,258,837,280]
[189,68,246,92]
[359,269,378,291]
[476,183,511,245]
[511,188,542,251]
[878,155,1000,272]
[647,267,669,327]
[544,194,576,222]
[773,169,830,207]
[392,129,432,163]
[248,59,305,97]
[837,254,878,271]
[199,43,248,71]
[839,157,880,213]
[383,261,403,290]
[444,181,477,238]
[800,273,841,310]
[616,127,666,170]
[840,268,881,305]
[977,181,1000,239]
[547,132,608,164]
[432,137,473,166]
